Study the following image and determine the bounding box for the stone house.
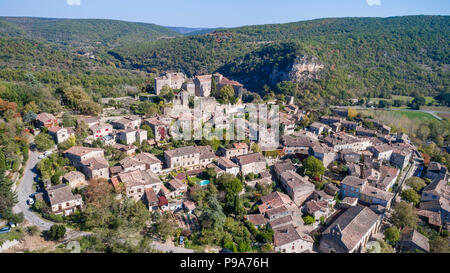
[319,205,381,253]
[89,123,113,139]
[194,75,212,97]
[43,184,83,216]
[143,117,168,141]
[134,152,163,173]
[309,144,337,168]
[324,132,372,152]
[64,146,105,168]
[341,120,358,131]
[62,171,87,189]
[81,157,110,180]
[234,152,267,176]
[143,188,159,212]
[424,162,447,181]
[274,224,314,253]
[35,112,58,128]
[164,146,199,170]
[116,128,147,145]
[422,179,449,202]
[117,169,163,199]
[244,214,268,228]
[111,116,141,130]
[282,135,318,154]
[218,142,248,159]
[167,178,187,199]
[279,170,315,206]
[309,122,331,135]
[217,157,240,176]
[340,176,393,208]
[305,199,332,223]
[119,157,146,173]
[398,229,430,253]
[48,127,74,144]
[212,73,244,98]
[273,160,296,181]
[154,72,185,95]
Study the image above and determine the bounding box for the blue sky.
[0,0,449,28]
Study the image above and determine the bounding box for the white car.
[44,151,53,157]
[27,198,34,206]
[38,154,46,159]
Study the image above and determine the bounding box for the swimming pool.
[198,180,210,186]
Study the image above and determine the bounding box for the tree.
[0,170,17,213]
[217,85,235,103]
[141,124,155,139]
[406,177,426,192]
[1,208,24,224]
[410,96,426,110]
[205,168,217,180]
[384,226,401,244]
[210,78,218,97]
[303,156,325,179]
[378,239,395,253]
[430,236,449,253]
[401,189,421,206]
[303,215,315,225]
[391,201,418,229]
[48,224,66,240]
[23,111,37,124]
[216,174,243,195]
[251,143,261,153]
[34,133,54,152]
[347,108,357,119]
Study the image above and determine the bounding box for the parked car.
[0,227,11,234]
[27,198,34,206]
[8,222,16,228]
[38,154,46,159]
[179,236,184,245]
[44,151,53,157]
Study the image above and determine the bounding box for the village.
[11,71,449,253]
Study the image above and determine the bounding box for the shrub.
[48,224,66,241]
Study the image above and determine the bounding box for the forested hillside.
[111,16,449,104]
[0,16,448,107]
[0,17,181,48]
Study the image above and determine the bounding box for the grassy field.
[369,95,436,105]
[360,109,439,122]
[392,110,439,121]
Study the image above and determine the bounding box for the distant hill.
[165,26,217,35]
[0,17,181,48]
[110,16,449,104]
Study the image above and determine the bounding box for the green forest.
[0,15,448,108]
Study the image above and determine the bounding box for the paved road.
[13,150,53,231]
[150,242,194,253]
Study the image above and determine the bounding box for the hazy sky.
[0,0,449,28]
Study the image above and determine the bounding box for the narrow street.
[12,150,53,231]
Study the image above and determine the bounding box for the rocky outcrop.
[270,55,324,84]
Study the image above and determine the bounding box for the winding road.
[13,150,53,231]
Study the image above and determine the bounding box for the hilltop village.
[4,71,449,253]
